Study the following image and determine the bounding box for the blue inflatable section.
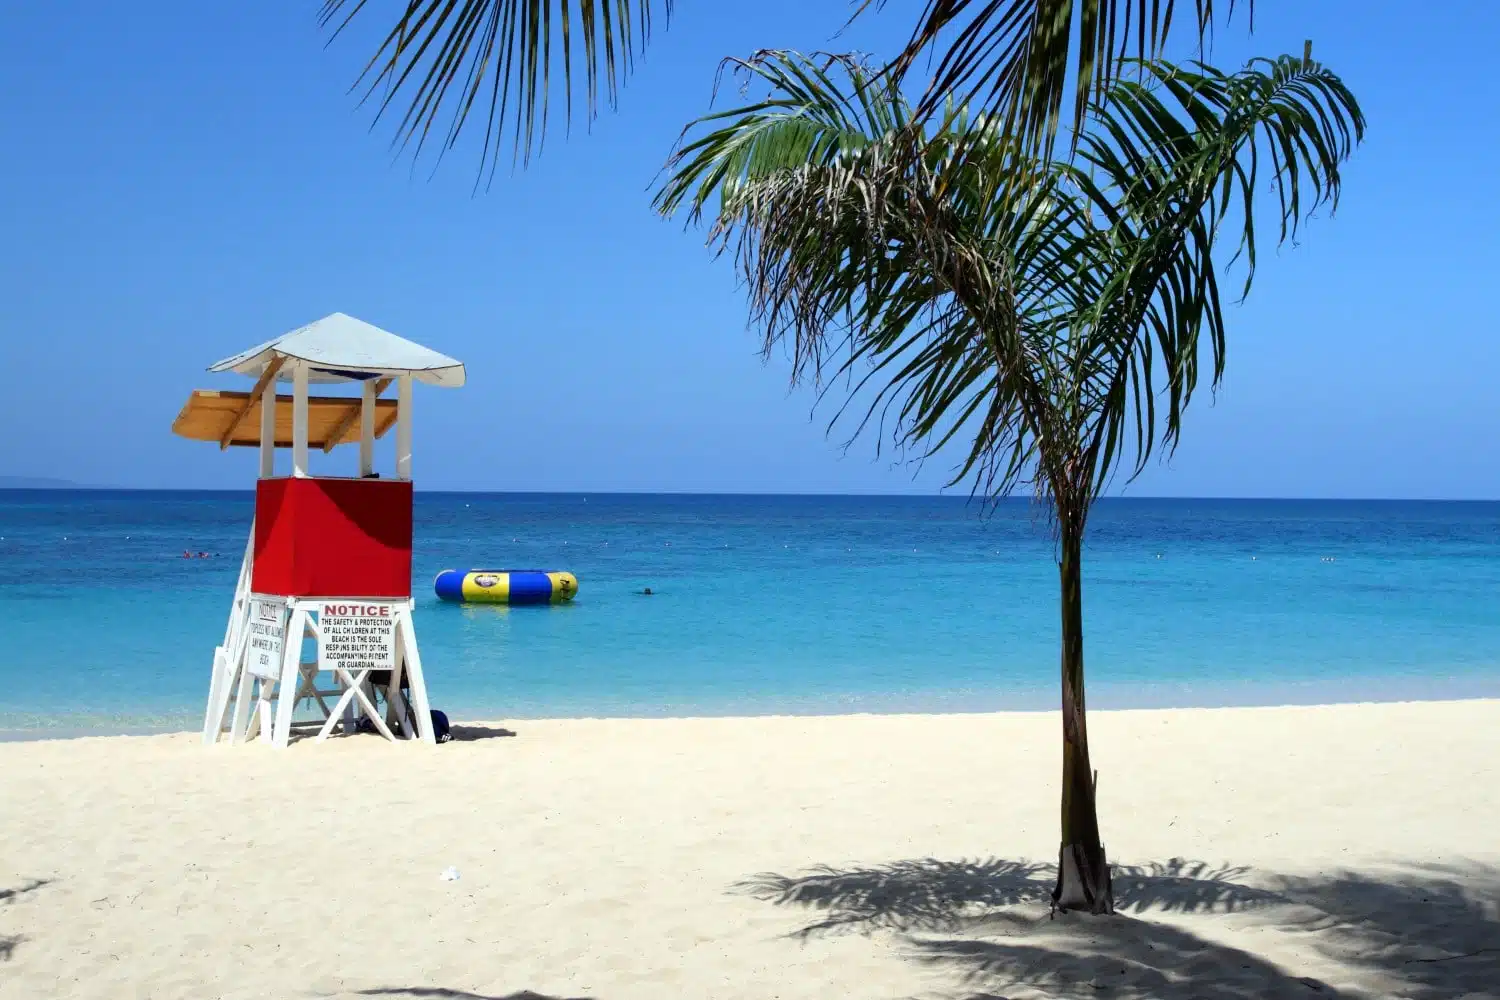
[432,571,466,601]
[507,571,555,604]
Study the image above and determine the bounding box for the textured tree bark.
[1052,513,1114,914]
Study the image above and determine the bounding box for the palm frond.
[655,52,907,227]
[657,49,1362,515]
[873,0,1248,160]
[320,0,671,178]
[1068,54,1365,490]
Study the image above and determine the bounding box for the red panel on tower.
[251,478,413,598]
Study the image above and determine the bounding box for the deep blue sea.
[2,490,1499,735]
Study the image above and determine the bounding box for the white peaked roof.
[208,312,466,387]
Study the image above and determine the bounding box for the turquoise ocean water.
[1,490,1498,735]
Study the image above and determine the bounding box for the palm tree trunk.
[1052,512,1114,914]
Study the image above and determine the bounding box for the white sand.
[2,700,1498,1000]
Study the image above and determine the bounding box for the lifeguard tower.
[172,312,464,747]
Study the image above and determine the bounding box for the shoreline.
[5,690,1499,744]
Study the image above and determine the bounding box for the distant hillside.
[0,476,97,489]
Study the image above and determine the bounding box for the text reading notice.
[318,602,396,674]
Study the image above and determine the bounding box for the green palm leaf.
[876,0,1250,160]
[320,0,671,175]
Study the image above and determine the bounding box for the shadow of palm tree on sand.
[739,858,1500,999]
[1,877,55,962]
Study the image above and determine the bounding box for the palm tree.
[318,0,1236,170]
[653,48,1362,912]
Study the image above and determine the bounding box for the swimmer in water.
[641,587,654,596]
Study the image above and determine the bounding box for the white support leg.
[207,629,249,746]
[227,643,257,746]
[203,645,230,744]
[221,528,254,649]
[243,687,261,742]
[399,610,435,744]
[255,680,275,744]
[292,363,309,478]
[204,528,255,744]
[359,380,375,477]
[388,653,414,738]
[243,677,266,743]
[270,608,308,748]
[395,374,413,481]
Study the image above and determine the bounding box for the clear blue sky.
[1,2,1496,497]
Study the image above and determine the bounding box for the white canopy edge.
[208,312,466,388]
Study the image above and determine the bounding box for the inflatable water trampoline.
[434,569,578,605]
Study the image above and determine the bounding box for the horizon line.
[2,485,1497,503]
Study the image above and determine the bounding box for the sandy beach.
[2,699,1498,999]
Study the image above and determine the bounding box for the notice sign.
[318,602,397,674]
[247,599,287,681]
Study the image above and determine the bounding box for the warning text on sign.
[319,602,396,674]
[247,599,286,680]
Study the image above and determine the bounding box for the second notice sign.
[318,602,397,674]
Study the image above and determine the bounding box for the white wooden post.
[400,609,436,743]
[259,376,276,478]
[227,638,257,746]
[257,691,275,743]
[270,606,309,748]
[217,528,255,653]
[385,638,411,737]
[395,374,413,481]
[359,379,376,477]
[206,625,249,747]
[203,528,256,745]
[292,363,309,478]
[203,647,230,744]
